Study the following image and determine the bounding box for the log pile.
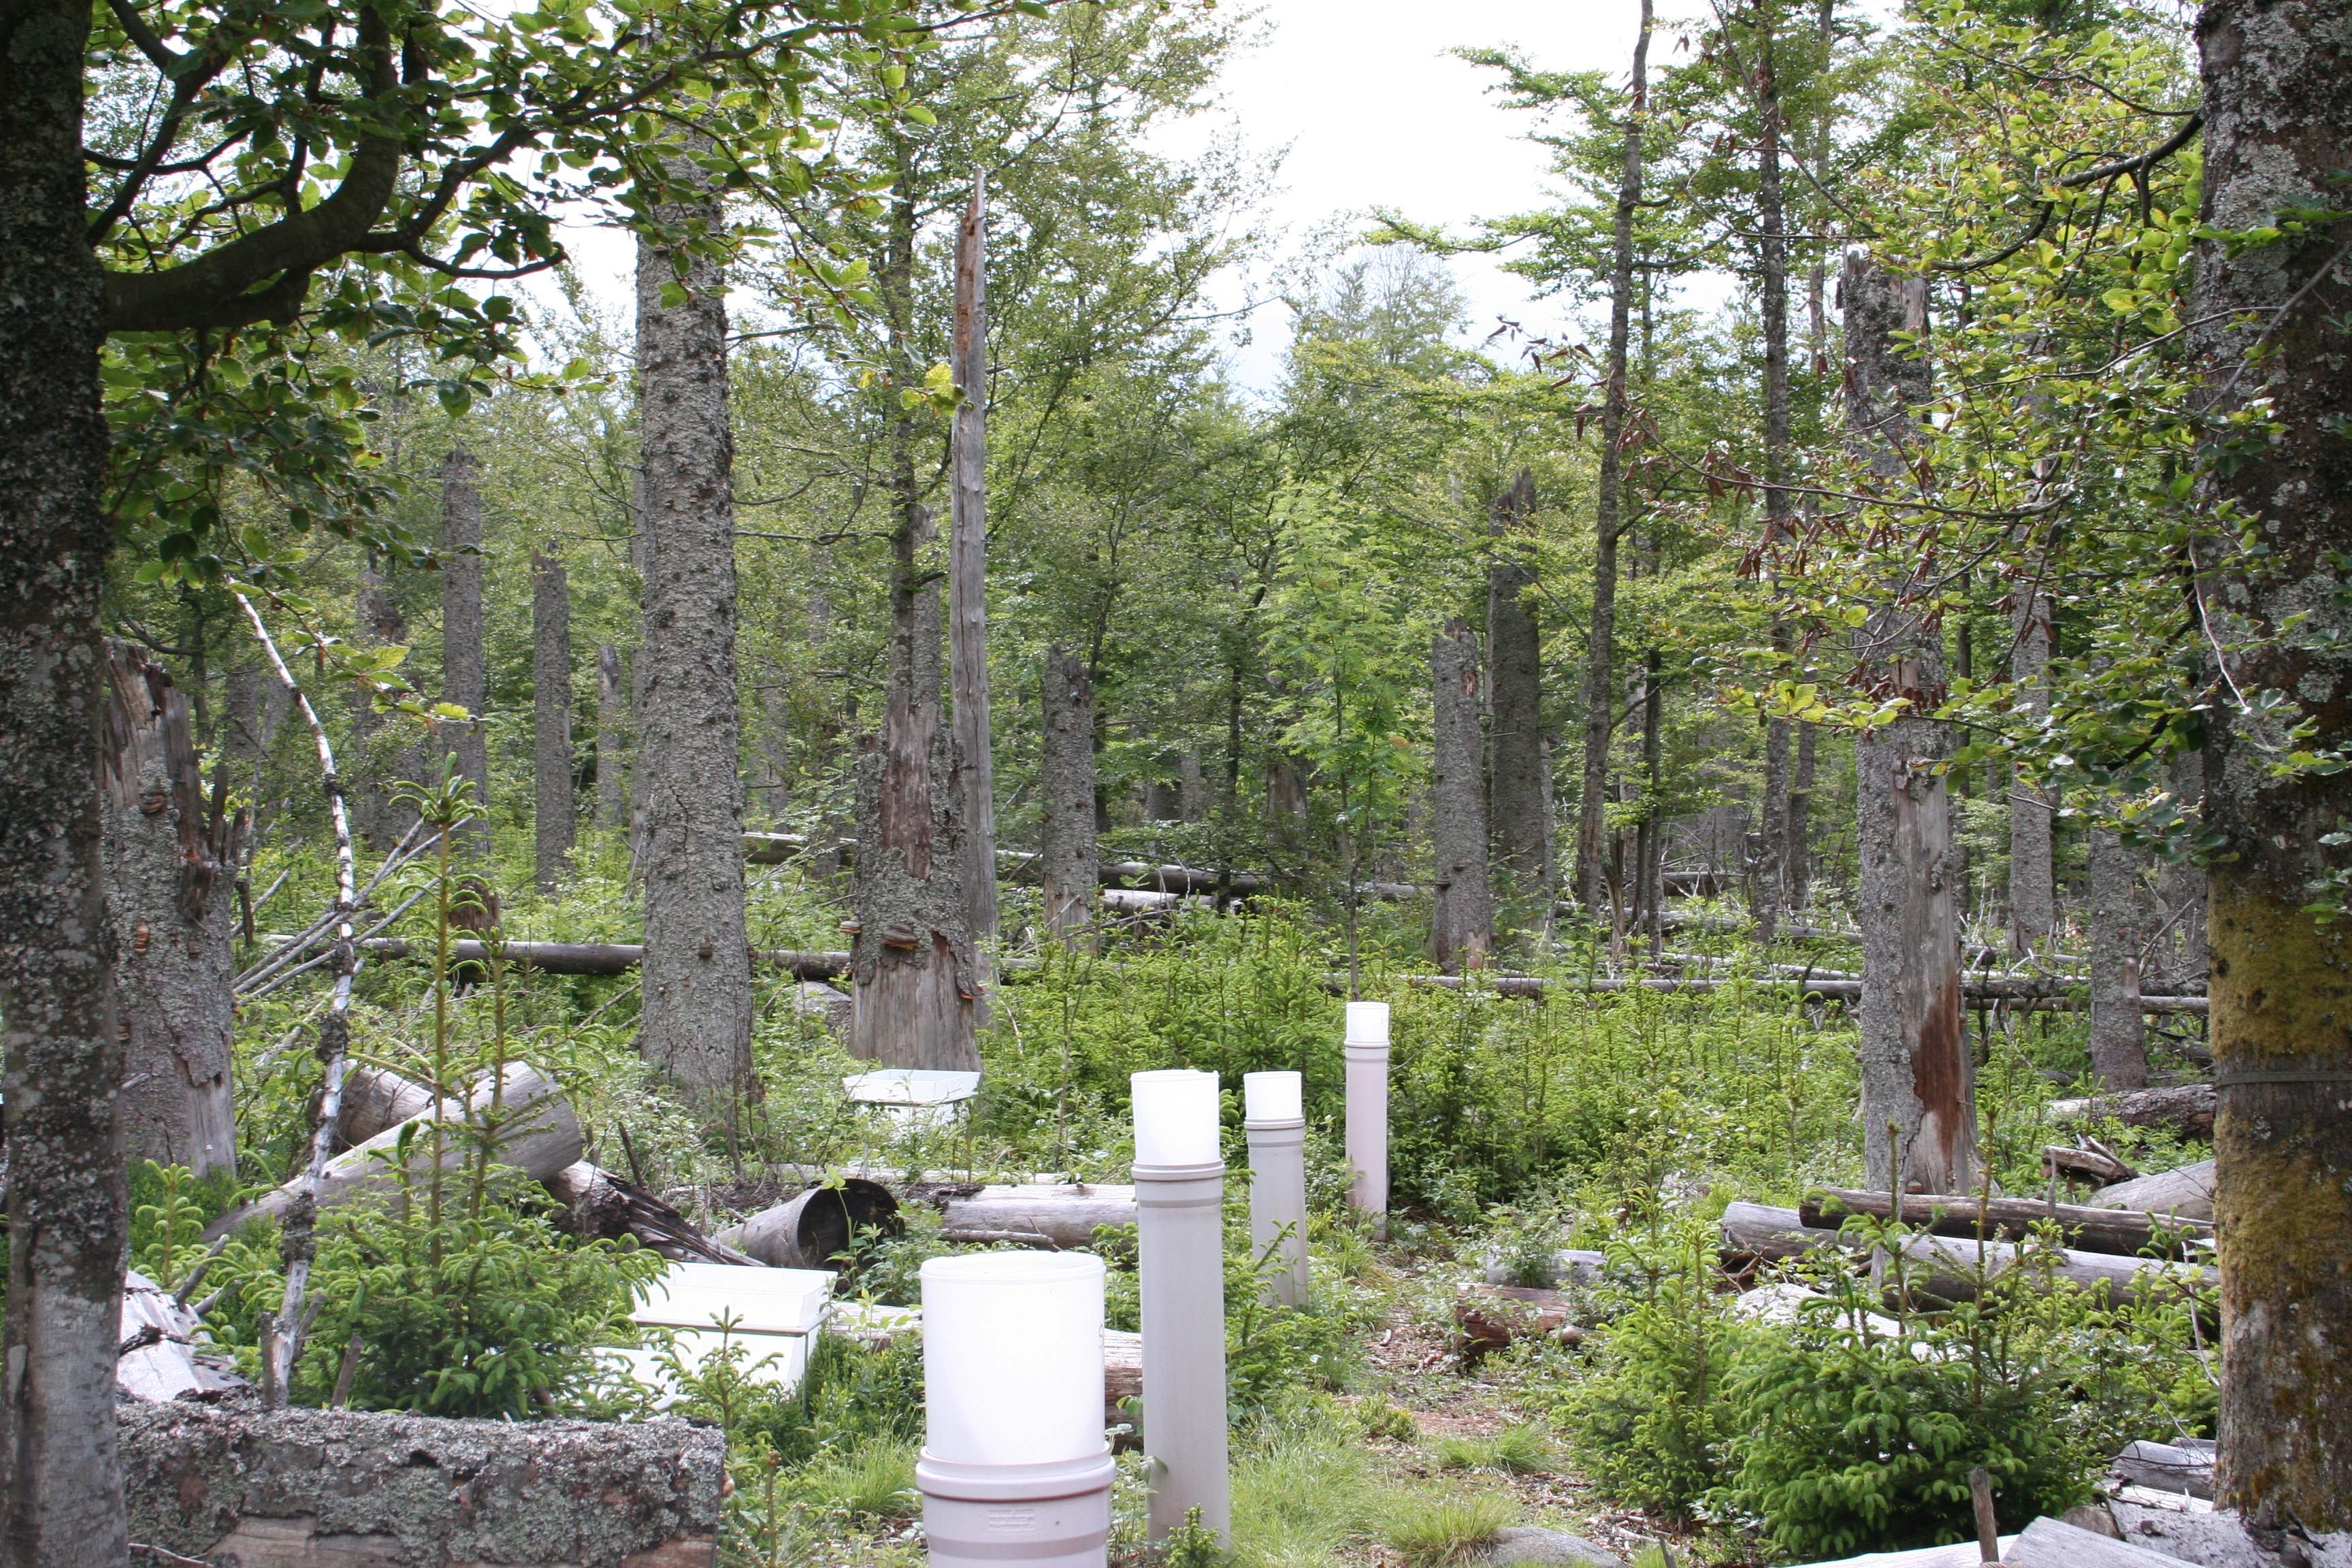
[2045,1083,2215,1139]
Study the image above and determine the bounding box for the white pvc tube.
[917,1252,1115,1568]
[1243,1071,1309,1307]
[1131,1070,1230,1544]
[1343,1004,1389,1235]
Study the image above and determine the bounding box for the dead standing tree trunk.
[2087,823,2149,1091]
[532,551,574,893]
[1752,0,1797,941]
[440,447,492,851]
[2008,583,2057,954]
[950,180,998,1002]
[1575,2,1650,915]
[1431,619,1493,973]
[595,643,628,830]
[102,642,237,1178]
[348,556,412,849]
[1842,252,1974,1196]
[2191,0,2352,1524]
[634,169,754,1105]
[1039,647,1098,948]
[1486,470,1550,911]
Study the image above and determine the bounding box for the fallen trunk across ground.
[1719,1201,2212,1301]
[1798,1188,2213,1257]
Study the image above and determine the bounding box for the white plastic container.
[1344,1000,1390,1047]
[1243,1073,1309,1308]
[620,1262,834,1398]
[1343,1004,1390,1228]
[1130,1069,1221,1167]
[1243,1070,1303,1124]
[1131,1071,1230,1543]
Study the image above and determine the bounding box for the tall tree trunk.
[595,644,628,829]
[1844,252,1974,1196]
[851,176,977,1072]
[1178,753,1207,823]
[1575,0,1652,913]
[1040,647,1098,948]
[2086,823,2149,1091]
[439,448,491,851]
[633,185,753,1104]
[755,675,791,829]
[2191,0,2352,1524]
[1634,648,1665,952]
[1785,718,1816,909]
[0,0,131,1554]
[103,642,237,1179]
[950,181,998,990]
[1486,470,1549,904]
[1751,0,1796,940]
[349,556,411,849]
[2161,748,2207,990]
[531,551,574,894]
[1786,0,1835,920]
[1431,619,1492,974]
[2008,583,2057,954]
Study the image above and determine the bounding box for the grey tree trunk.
[2086,823,2149,1092]
[349,556,412,849]
[2008,583,2057,954]
[1178,753,1207,822]
[1431,619,1493,973]
[1844,252,1974,1196]
[950,182,999,983]
[634,191,753,1103]
[755,674,791,828]
[0,6,133,1553]
[2160,748,2207,990]
[1486,471,1548,905]
[1750,3,1796,940]
[595,644,628,829]
[1758,715,1791,934]
[103,641,236,1178]
[532,550,574,894]
[1633,648,1665,951]
[440,447,492,850]
[2191,3,2352,1520]
[1575,1,1650,913]
[1785,719,1817,909]
[1040,647,1099,947]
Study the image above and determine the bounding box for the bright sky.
[1179,0,1659,391]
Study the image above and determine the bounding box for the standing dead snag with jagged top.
[1486,470,1550,910]
[2190,0,2352,1526]
[103,641,236,1179]
[532,551,574,894]
[950,179,998,997]
[440,447,492,853]
[1039,647,1098,949]
[1843,252,1974,1196]
[633,169,753,1104]
[1431,619,1492,974]
[2008,581,2056,954]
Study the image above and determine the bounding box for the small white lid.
[1130,1069,1221,1166]
[1243,1071,1303,1122]
[1344,1000,1390,1047]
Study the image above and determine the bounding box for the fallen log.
[2047,1143,2137,1185]
[334,936,854,981]
[332,1062,438,1148]
[2091,1160,2215,1223]
[1106,1328,1140,1421]
[2113,1438,2216,1500]
[1348,971,2206,1014]
[2006,1515,2185,1568]
[1454,1284,1584,1356]
[923,1181,1138,1247]
[206,1062,581,1241]
[1718,1202,2212,1301]
[120,1402,724,1567]
[544,1161,765,1267]
[715,1179,903,1269]
[2045,1083,2215,1139]
[1799,1188,2212,1258]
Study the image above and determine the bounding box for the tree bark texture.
[1843,252,1974,1196]
[439,446,492,851]
[950,182,999,973]
[1785,719,1817,909]
[2191,0,2352,1526]
[634,204,754,1102]
[1575,2,1650,913]
[1040,647,1099,946]
[2161,748,2208,991]
[0,0,132,1552]
[101,642,237,1179]
[532,551,574,894]
[1431,619,1493,973]
[348,556,412,849]
[2008,583,2057,954]
[2087,824,2149,1092]
[1486,470,1550,901]
[851,504,979,1071]
[595,643,628,829]
[1750,2,1796,936]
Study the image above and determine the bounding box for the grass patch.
[1231,1424,1388,1568]
[1384,1491,1517,1568]
[1432,1425,1552,1475]
[792,1439,918,1520]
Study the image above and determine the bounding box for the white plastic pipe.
[1343,1002,1389,1235]
[917,1252,1115,1568]
[1243,1071,1309,1307]
[1130,1070,1230,1544]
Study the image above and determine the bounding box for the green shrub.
[1432,1424,1551,1475]
[1383,1492,1516,1568]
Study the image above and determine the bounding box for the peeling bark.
[1039,647,1098,947]
[2191,0,2352,1526]
[101,642,236,1178]
[439,447,492,851]
[532,551,575,894]
[1431,619,1492,973]
[1486,470,1550,903]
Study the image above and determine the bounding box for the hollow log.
[333,1063,438,1148]
[1717,1201,2212,1300]
[1454,1284,1583,1356]
[714,1179,902,1269]
[921,1182,1138,1248]
[206,1063,581,1240]
[120,1402,723,1567]
[2091,1160,2215,1223]
[2046,1083,2215,1140]
[1799,1188,2212,1257]
[544,1161,762,1267]
[2113,1438,2217,1500]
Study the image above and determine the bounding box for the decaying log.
[333,1063,438,1148]
[120,1401,723,1567]
[2046,1083,2215,1139]
[2091,1159,2215,1223]
[333,936,853,981]
[1106,1328,1140,1422]
[544,1162,762,1267]
[206,1063,581,1240]
[715,1179,902,1269]
[2004,1515,2186,1568]
[2113,1438,2216,1499]
[117,1270,244,1403]
[919,1182,1137,1247]
[1454,1284,1584,1356]
[1799,1188,2212,1258]
[2047,1143,2138,1185]
[1718,1201,2212,1301]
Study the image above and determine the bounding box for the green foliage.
[1382,1492,1516,1568]
[128,1159,238,1292]
[1431,1425,1552,1475]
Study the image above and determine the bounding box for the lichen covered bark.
[1039,646,1098,947]
[2189,0,2352,1527]
[1430,619,1492,973]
